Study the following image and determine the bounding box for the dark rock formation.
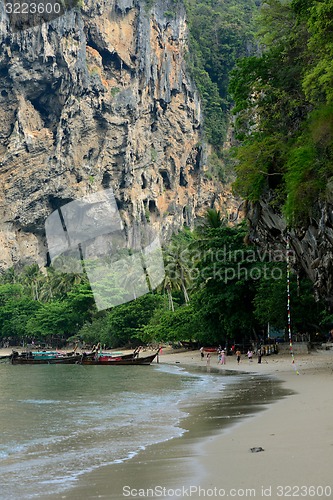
[247,199,333,305]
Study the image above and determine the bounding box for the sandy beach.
[159,348,333,500]
[1,346,332,499]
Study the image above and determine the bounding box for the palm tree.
[42,266,85,301]
[160,236,194,310]
[161,275,175,312]
[0,267,19,284]
[20,264,45,301]
[203,208,224,229]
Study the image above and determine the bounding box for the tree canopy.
[0,220,327,348]
[185,0,259,149]
[229,0,333,224]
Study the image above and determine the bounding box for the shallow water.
[0,362,290,499]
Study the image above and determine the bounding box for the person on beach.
[236,349,241,364]
[220,350,226,365]
[247,350,253,362]
[200,347,204,361]
[257,348,262,364]
[206,353,211,365]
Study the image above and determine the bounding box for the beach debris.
[250,447,265,453]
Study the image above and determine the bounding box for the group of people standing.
[200,346,227,365]
[200,346,264,365]
[235,348,263,364]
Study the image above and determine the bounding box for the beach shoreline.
[2,347,332,499]
[159,348,333,500]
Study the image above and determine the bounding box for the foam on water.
[0,362,283,500]
[0,363,219,499]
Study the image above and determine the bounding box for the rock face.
[0,0,238,270]
[247,199,333,305]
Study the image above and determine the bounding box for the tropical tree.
[105,293,164,347]
[19,264,45,301]
[26,300,78,342]
[0,285,41,342]
[160,230,197,310]
[229,0,333,224]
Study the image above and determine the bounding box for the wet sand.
[43,363,289,500]
[161,349,333,500]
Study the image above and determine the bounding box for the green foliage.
[253,265,287,329]
[191,223,259,341]
[144,0,155,12]
[254,269,323,334]
[302,0,333,104]
[110,87,121,97]
[26,301,77,339]
[0,215,329,347]
[151,147,157,163]
[206,152,227,183]
[185,0,259,148]
[142,304,200,344]
[202,208,224,229]
[229,0,333,224]
[77,316,109,346]
[0,285,41,339]
[164,10,175,19]
[105,294,164,347]
[0,267,93,343]
[284,143,321,223]
[233,135,287,201]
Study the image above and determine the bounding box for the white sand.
[160,349,333,500]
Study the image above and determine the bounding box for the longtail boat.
[80,350,159,366]
[81,346,141,363]
[0,354,11,362]
[10,350,82,365]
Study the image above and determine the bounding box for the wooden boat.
[0,354,11,362]
[80,350,159,365]
[81,346,141,363]
[10,350,82,365]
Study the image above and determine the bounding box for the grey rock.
[0,0,239,269]
[247,199,333,304]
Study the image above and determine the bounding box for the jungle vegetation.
[0,219,329,348]
[229,0,333,224]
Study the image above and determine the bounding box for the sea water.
[0,361,288,499]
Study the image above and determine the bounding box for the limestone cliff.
[0,0,238,270]
[247,198,333,306]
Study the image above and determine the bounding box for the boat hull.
[80,352,159,365]
[10,353,82,365]
[82,351,138,362]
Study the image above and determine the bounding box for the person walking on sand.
[247,349,253,362]
[206,353,211,365]
[220,349,226,365]
[236,349,241,364]
[200,347,204,361]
